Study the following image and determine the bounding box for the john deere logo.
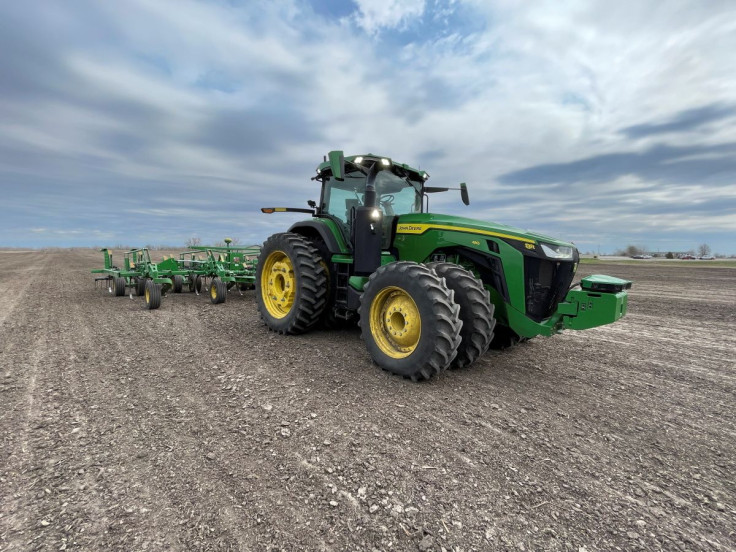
[397,225,425,233]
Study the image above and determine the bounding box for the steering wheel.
[380,194,395,216]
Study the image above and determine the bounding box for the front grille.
[524,257,576,322]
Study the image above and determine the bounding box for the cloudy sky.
[2,0,735,254]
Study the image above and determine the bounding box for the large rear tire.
[359,262,462,381]
[256,233,327,334]
[427,262,495,368]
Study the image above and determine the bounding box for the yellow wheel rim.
[369,286,421,359]
[261,250,296,319]
[210,282,217,300]
[145,287,150,304]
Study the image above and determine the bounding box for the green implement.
[180,238,260,304]
[92,248,189,309]
[92,239,260,309]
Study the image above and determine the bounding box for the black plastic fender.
[289,220,344,255]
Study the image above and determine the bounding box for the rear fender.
[289,220,347,256]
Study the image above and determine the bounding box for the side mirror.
[460,182,469,205]
[328,150,345,181]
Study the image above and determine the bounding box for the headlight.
[540,242,575,259]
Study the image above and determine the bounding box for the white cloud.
[351,0,426,34]
[0,0,734,252]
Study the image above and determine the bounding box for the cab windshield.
[322,168,422,224]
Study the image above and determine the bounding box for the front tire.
[359,262,462,381]
[256,233,327,334]
[426,262,495,368]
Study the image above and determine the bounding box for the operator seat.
[345,199,360,225]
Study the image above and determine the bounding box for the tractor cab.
[316,154,424,252]
[313,152,467,254]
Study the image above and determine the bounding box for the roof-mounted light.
[355,156,363,164]
[381,158,391,166]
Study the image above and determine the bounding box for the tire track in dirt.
[37,258,257,550]
[45,288,189,550]
[46,260,314,549]
[0,252,49,328]
[72,320,264,551]
[0,253,64,551]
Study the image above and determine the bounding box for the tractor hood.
[395,213,577,255]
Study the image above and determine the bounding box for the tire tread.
[427,262,496,368]
[359,261,462,381]
[256,233,327,334]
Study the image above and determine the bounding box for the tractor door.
[320,170,367,247]
[320,166,422,253]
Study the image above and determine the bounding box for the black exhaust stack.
[352,162,382,276]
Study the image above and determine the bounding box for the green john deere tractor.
[257,151,631,381]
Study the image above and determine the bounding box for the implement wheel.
[144,280,161,310]
[210,278,227,304]
[188,275,202,293]
[113,277,126,296]
[173,275,183,293]
[359,262,462,381]
[427,262,495,368]
[135,278,146,296]
[256,232,327,334]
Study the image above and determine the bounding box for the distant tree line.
[613,243,723,258]
[185,236,244,248]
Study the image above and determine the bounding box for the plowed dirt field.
[1,250,734,551]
